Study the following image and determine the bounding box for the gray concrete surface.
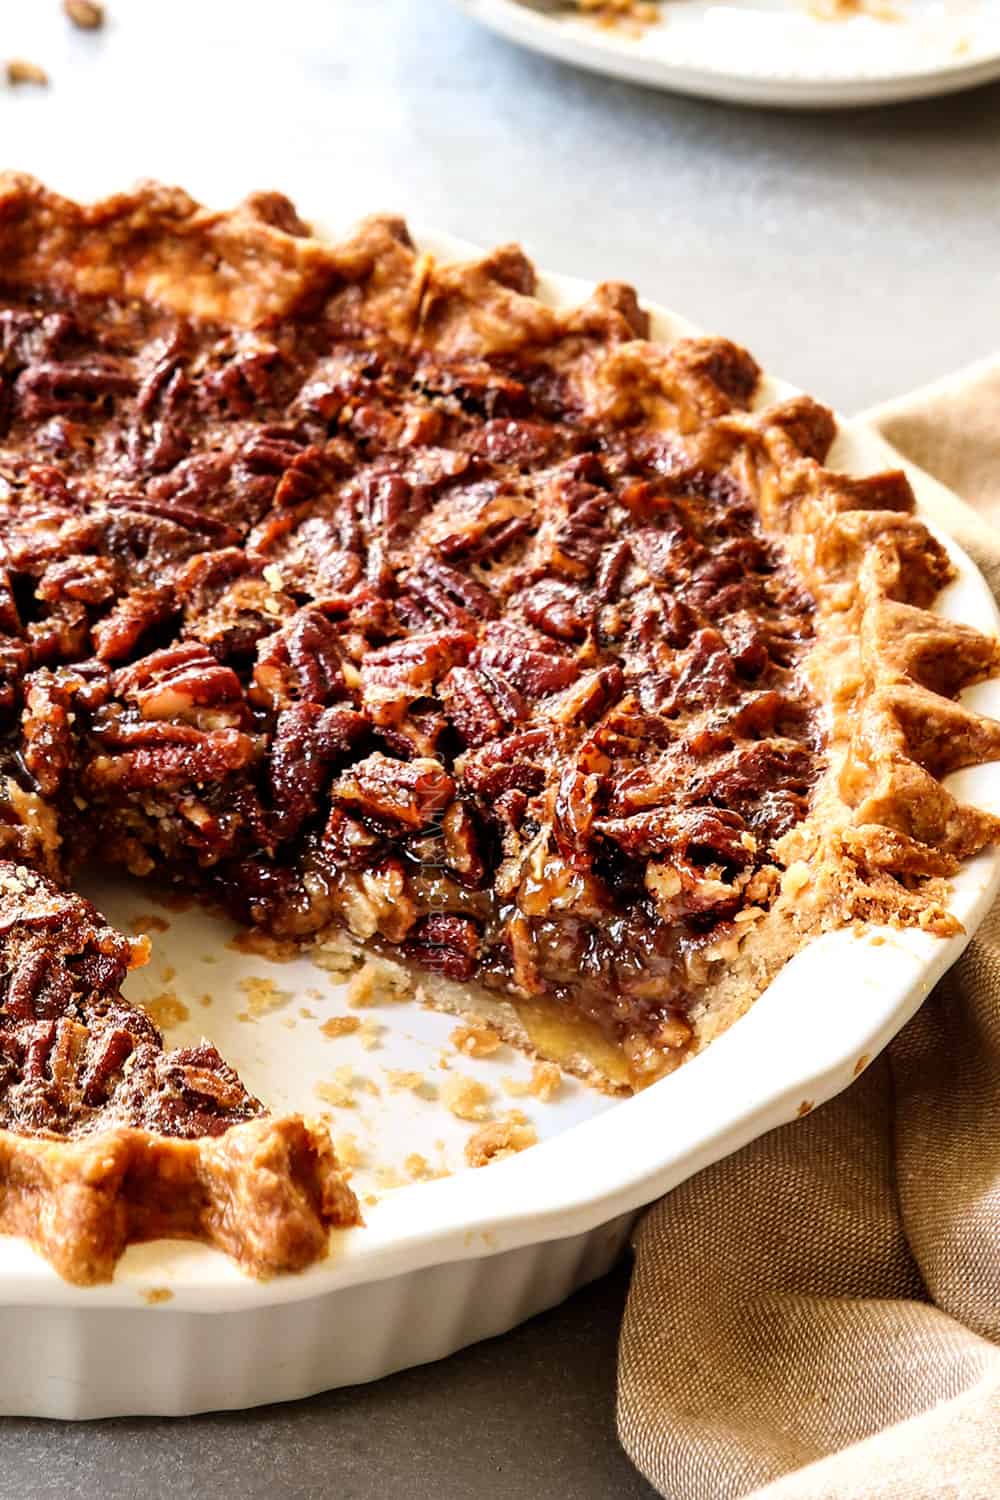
[0,1262,651,1500]
[0,1,998,1494]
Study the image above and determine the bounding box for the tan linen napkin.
[617,358,1000,1500]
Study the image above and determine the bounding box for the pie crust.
[0,174,997,1282]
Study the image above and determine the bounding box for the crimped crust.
[0,1114,360,1286]
[0,176,997,1277]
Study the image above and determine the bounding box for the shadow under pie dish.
[0,177,996,1286]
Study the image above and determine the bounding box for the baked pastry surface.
[0,175,997,1278]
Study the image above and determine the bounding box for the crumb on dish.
[141,991,190,1031]
[503,1061,563,1101]
[465,1111,539,1167]
[441,1074,492,1122]
[450,1019,503,1058]
[237,975,293,1019]
[320,1014,362,1041]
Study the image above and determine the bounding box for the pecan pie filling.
[0,176,998,1281]
[0,237,824,1096]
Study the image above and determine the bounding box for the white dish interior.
[454,0,1000,108]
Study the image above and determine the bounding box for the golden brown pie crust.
[0,1113,358,1286]
[0,175,997,1281]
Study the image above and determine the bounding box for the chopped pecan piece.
[269,702,368,842]
[402,914,481,981]
[437,664,516,749]
[331,753,455,831]
[91,584,178,663]
[545,664,624,726]
[361,629,473,726]
[441,801,486,885]
[81,1028,134,1106]
[252,606,346,709]
[460,729,553,798]
[114,643,245,723]
[402,556,498,628]
[597,805,751,865]
[86,727,257,792]
[475,623,580,697]
[520,579,592,643]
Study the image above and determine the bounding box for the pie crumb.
[450,1019,503,1058]
[140,1287,174,1305]
[129,913,170,935]
[403,1153,450,1182]
[375,1165,406,1190]
[782,862,811,898]
[345,958,414,1008]
[358,1018,383,1051]
[311,930,363,976]
[141,991,189,1031]
[503,1061,563,1101]
[384,1068,437,1101]
[237,975,293,1019]
[441,1074,492,1122]
[333,1132,364,1169]
[315,1068,357,1109]
[320,1014,361,1041]
[465,1111,539,1167]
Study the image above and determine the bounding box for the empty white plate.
[453,0,1000,107]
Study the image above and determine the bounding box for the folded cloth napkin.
[617,359,1000,1500]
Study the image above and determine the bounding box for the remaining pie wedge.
[0,174,997,1282]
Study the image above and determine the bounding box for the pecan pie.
[0,174,997,1282]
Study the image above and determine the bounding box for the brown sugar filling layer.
[0,236,826,1096]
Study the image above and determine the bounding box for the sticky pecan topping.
[28,179,992,1121]
[0,863,261,1138]
[0,201,835,1105]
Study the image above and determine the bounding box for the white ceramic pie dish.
[453,0,1000,109]
[0,231,997,1418]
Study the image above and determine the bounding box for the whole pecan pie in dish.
[0,175,997,1284]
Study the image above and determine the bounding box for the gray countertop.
[1,1,999,1493]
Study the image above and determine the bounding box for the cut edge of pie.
[0,174,996,1282]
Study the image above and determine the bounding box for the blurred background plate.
[453,0,1000,106]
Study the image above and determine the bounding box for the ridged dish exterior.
[0,1216,633,1418]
